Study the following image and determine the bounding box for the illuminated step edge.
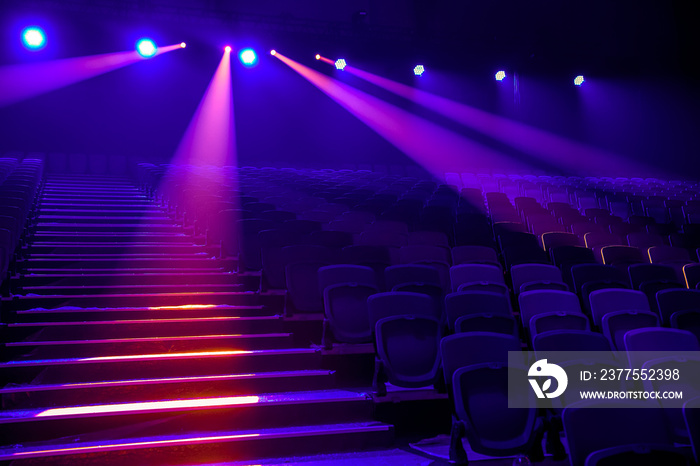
[0,347,314,368]
[0,370,334,394]
[0,422,391,461]
[0,389,370,423]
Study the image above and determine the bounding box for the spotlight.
[180,42,186,48]
[270,50,276,56]
[21,26,46,50]
[413,65,425,76]
[335,59,347,70]
[224,46,232,53]
[315,54,321,60]
[239,48,257,66]
[574,75,585,86]
[495,70,506,81]
[136,38,157,58]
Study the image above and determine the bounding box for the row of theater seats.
[0,158,44,289]
[135,164,700,464]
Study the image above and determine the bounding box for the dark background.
[0,0,698,176]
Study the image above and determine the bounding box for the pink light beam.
[0,43,184,107]
[273,52,528,176]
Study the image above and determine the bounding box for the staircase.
[0,174,392,464]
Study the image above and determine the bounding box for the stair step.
[0,421,392,464]
[38,209,169,217]
[37,215,173,224]
[38,203,164,211]
[20,257,233,269]
[6,290,258,310]
[5,332,294,357]
[28,243,217,255]
[35,224,182,233]
[0,370,336,407]
[16,271,246,288]
[6,314,278,335]
[38,198,153,205]
[32,233,202,243]
[0,390,373,446]
[0,348,320,384]
[13,304,267,321]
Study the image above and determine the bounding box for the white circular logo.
[528,359,568,399]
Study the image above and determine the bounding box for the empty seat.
[237,218,276,270]
[510,264,564,295]
[656,289,700,325]
[670,310,700,342]
[627,232,666,250]
[563,400,674,466]
[445,291,511,329]
[518,290,581,330]
[529,311,590,340]
[684,264,700,289]
[451,245,500,266]
[532,329,612,354]
[306,230,354,249]
[407,231,450,247]
[374,315,442,388]
[628,264,679,290]
[454,313,519,338]
[449,363,542,462]
[588,289,650,326]
[541,232,581,251]
[449,264,505,292]
[601,245,645,269]
[550,246,597,287]
[259,229,303,289]
[283,245,338,312]
[571,264,629,295]
[384,264,441,291]
[601,310,659,351]
[624,327,700,368]
[367,292,440,330]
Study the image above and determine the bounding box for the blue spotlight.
[574,75,585,86]
[335,59,347,70]
[22,27,46,50]
[136,38,157,58]
[239,49,258,66]
[413,65,425,76]
[495,70,506,81]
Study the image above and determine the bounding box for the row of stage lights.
[19,26,587,86]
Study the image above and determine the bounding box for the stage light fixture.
[270,50,276,56]
[413,65,425,76]
[239,48,257,66]
[22,27,46,50]
[574,75,585,86]
[335,59,347,70]
[180,42,186,48]
[136,39,157,58]
[315,54,321,60]
[224,46,232,53]
[495,71,506,81]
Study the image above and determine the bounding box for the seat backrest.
[367,292,438,330]
[625,327,700,368]
[657,289,700,325]
[452,364,540,457]
[375,315,442,388]
[588,288,650,326]
[445,291,512,328]
[449,264,504,291]
[454,313,519,338]
[571,264,629,294]
[318,264,377,292]
[628,263,679,290]
[532,329,612,354]
[511,264,563,293]
[440,332,522,386]
[451,245,500,266]
[518,290,581,328]
[601,310,660,351]
[563,400,672,466]
[384,264,441,290]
